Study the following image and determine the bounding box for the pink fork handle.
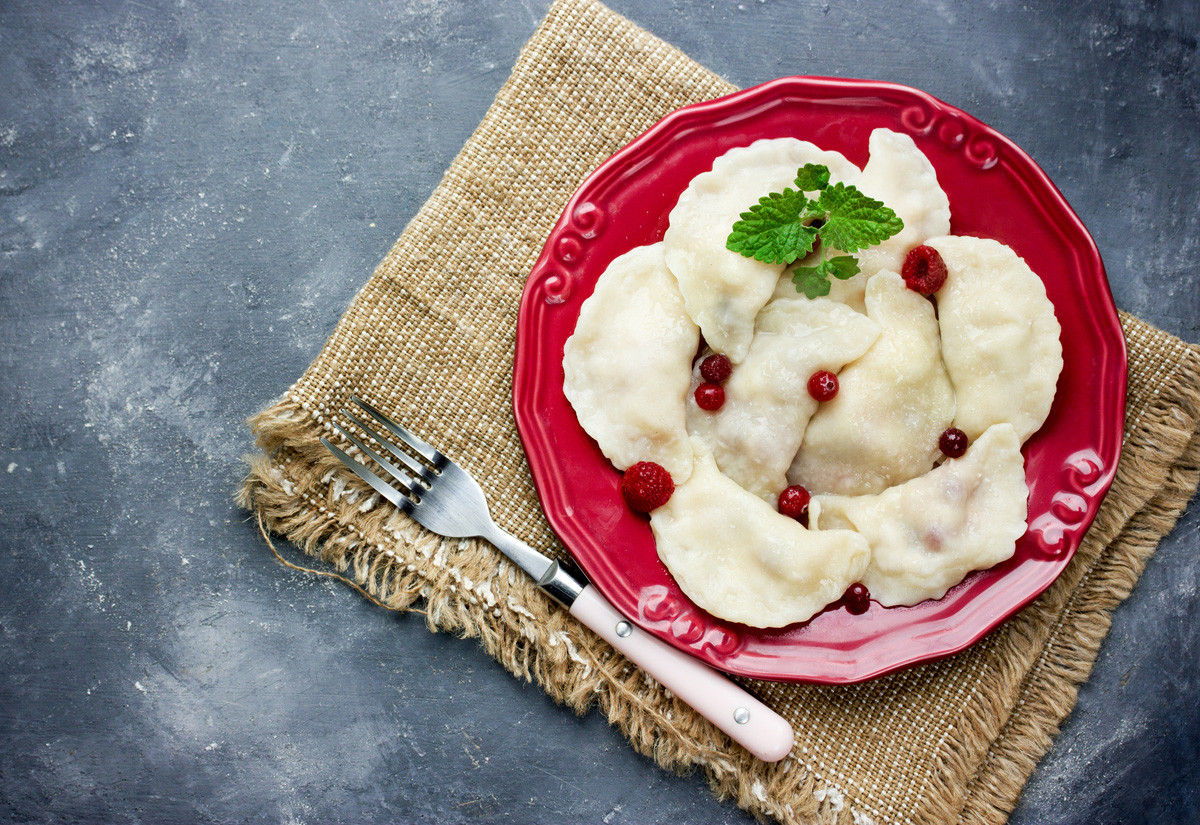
[569,585,794,762]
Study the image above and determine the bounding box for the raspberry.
[938,427,969,458]
[901,245,948,295]
[843,583,871,615]
[694,383,725,411]
[699,353,733,384]
[777,485,811,526]
[621,462,674,513]
[807,370,838,402]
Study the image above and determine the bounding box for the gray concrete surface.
[1,1,1197,823]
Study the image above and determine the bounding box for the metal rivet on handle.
[615,621,632,638]
[733,707,751,725]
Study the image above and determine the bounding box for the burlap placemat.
[237,1,1200,822]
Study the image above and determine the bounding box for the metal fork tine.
[330,422,420,498]
[341,408,427,478]
[319,437,414,512]
[350,396,441,463]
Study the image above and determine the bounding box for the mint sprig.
[726,163,903,299]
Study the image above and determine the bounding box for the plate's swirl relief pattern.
[901,102,999,169]
[1028,448,1109,557]
[638,585,744,656]
[537,202,606,305]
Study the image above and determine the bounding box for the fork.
[320,396,794,762]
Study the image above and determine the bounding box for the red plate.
[513,77,1126,683]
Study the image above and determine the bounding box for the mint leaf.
[791,256,860,299]
[725,188,819,265]
[794,163,830,192]
[791,264,834,299]
[725,162,904,299]
[814,183,904,254]
[826,255,861,281]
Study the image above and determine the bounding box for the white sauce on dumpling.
[562,243,698,481]
[651,438,871,627]
[929,235,1063,442]
[686,297,879,501]
[664,138,860,362]
[789,270,955,495]
[813,423,1028,606]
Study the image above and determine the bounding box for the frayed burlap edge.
[236,403,840,825]
[958,424,1200,823]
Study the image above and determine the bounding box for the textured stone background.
[1,1,1196,823]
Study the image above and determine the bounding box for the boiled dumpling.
[651,438,871,627]
[777,128,951,312]
[813,423,1027,606]
[827,129,951,309]
[929,235,1063,442]
[562,243,698,481]
[686,297,879,501]
[789,270,956,495]
[665,138,861,362]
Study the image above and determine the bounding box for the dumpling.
[812,423,1028,606]
[928,235,1063,442]
[650,438,871,627]
[789,270,956,495]
[562,243,698,481]
[686,297,879,501]
[664,138,861,362]
[778,128,951,312]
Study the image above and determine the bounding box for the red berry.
[699,353,733,384]
[621,461,675,513]
[901,245,949,295]
[807,370,838,402]
[939,427,969,458]
[694,383,725,411]
[843,583,871,615]
[777,485,811,526]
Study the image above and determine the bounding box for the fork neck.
[481,524,588,607]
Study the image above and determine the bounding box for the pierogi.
[562,243,698,481]
[664,138,860,362]
[686,297,879,501]
[561,128,1064,630]
[650,438,871,627]
[789,270,955,496]
[786,128,951,312]
[812,424,1028,606]
[929,235,1063,442]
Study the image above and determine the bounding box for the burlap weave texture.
[238,1,1200,822]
